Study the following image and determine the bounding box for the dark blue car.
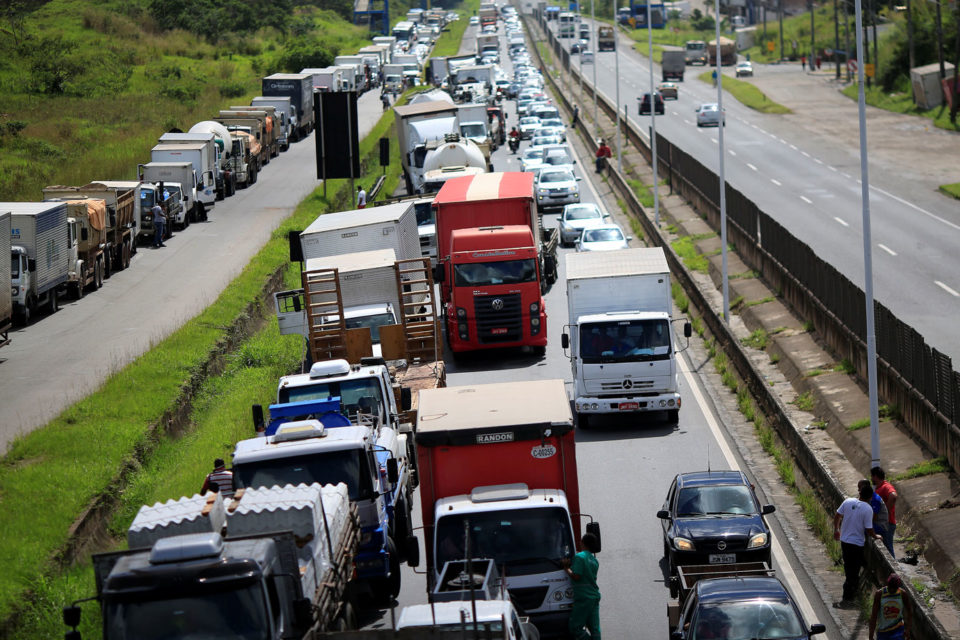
[671,576,826,640]
[658,471,775,572]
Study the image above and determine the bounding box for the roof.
[697,576,789,602]
[450,225,535,253]
[398,600,515,628]
[434,172,534,205]
[232,426,371,464]
[2,201,67,216]
[676,470,747,488]
[393,100,460,118]
[304,248,397,274]
[565,247,669,281]
[301,201,413,235]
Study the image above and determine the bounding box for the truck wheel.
[103,252,112,280]
[335,601,357,631]
[122,242,131,269]
[92,260,102,291]
[16,299,33,326]
[249,164,258,185]
[577,412,590,430]
[533,345,546,358]
[371,537,402,605]
[667,409,679,424]
[72,280,84,301]
[47,288,59,314]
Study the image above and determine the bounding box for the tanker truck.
[420,133,488,193]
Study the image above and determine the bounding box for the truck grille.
[473,293,522,344]
[599,379,656,392]
[509,586,548,613]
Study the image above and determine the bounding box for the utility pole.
[834,0,841,78]
[615,0,622,172]
[872,0,878,85]
[715,0,729,323]
[592,0,598,134]
[906,0,915,71]
[953,0,960,124]
[778,0,785,61]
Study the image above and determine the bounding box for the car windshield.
[11,255,20,279]
[461,123,486,138]
[675,485,758,516]
[344,312,396,342]
[690,600,805,640]
[435,507,574,576]
[702,104,719,112]
[583,228,624,242]
[523,148,545,160]
[542,118,564,128]
[235,449,370,500]
[546,153,573,165]
[520,117,540,125]
[541,171,575,183]
[579,319,671,363]
[105,585,269,640]
[454,259,537,286]
[565,207,601,221]
[279,377,384,422]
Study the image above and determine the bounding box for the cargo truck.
[251,96,295,151]
[303,66,344,92]
[62,484,360,639]
[157,132,226,200]
[597,25,616,51]
[222,108,276,161]
[661,49,686,81]
[560,248,691,428]
[215,111,270,170]
[0,211,12,346]
[135,162,200,228]
[188,120,246,194]
[63,199,107,298]
[479,5,498,27]
[6,202,70,324]
[262,73,314,141]
[685,39,708,65]
[95,180,174,246]
[416,379,600,635]
[476,34,500,59]
[298,201,421,264]
[458,103,496,163]
[394,101,461,195]
[230,106,280,157]
[708,36,737,66]
[150,142,217,214]
[431,173,558,355]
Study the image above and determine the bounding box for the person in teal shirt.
[562,532,601,639]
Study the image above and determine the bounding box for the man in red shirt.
[872,466,898,559]
[595,139,612,173]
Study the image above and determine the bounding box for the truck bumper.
[574,392,680,414]
[446,312,547,353]
[527,609,572,637]
[356,549,390,579]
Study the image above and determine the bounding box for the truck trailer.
[298,201,421,264]
[6,201,70,324]
[394,101,461,195]
[661,49,686,81]
[262,73,315,141]
[150,142,217,215]
[0,211,12,345]
[157,132,227,200]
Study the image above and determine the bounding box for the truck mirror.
[387,457,400,484]
[63,606,81,628]
[405,535,421,567]
[684,322,692,338]
[657,509,671,520]
[561,333,569,349]
[252,404,265,433]
[400,387,413,411]
[433,263,445,283]
[585,521,601,552]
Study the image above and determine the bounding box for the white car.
[696,103,726,127]
[576,224,631,252]
[535,168,581,213]
[520,147,547,172]
[558,203,608,245]
[580,50,595,64]
[518,115,542,139]
[534,123,566,142]
[530,132,564,148]
[469,16,479,25]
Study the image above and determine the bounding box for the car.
[657,81,679,100]
[638,91,665,115]
[658,470,776,573]
[696,102,726,127]
[671,576,827,640]
[540,147,575,169]
[469,16,479,26]
[736,61,754,77]
[534,123,566,142]
[446,11,459,21]
[571,39,588,54]
[576,224,631,252]
[519,147,548,172]
[580,50,595,64]
[531,105,561,122]
[518,115,542,139]
[530,132,564,148]
[558,203,608,245]
[537,118,567,141]
[536,168,581,213]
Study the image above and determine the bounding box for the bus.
[558,11,577,38]
[629,2,666,29]
[392,20,416,43]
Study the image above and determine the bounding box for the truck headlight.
[660,400,667,407]
[12,286,19,296]
[748,533,769,549]
[456,307,467,318]
[668,399,676,406]
[530,302,539,312]
[531,318,540,326]
[673,537,695,551]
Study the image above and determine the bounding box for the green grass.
[431,0,480,57]
[805,368,827,378]
[848,417,872,431]
[770,353,781,364]
[834,359,856,374]
[698,72,791,114]
[893,457,952,481]
[671,236,709,273]
[940,183,960,199]
[793,391,816,412]
[741,328,770,350]
[841,84,960,133]
[744,296,775,308]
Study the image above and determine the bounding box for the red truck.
[431,172,558,355]
[416,379,599,634]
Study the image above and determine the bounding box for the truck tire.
[122,242,131,269]
[47,288,59,314]
[335,601,357,631]
[532,345,546,358]
[92,260,102,291]
[103,250,113,280]
[370,537,402,604]
[72,280,84,301]
[667,408,679,424]
[576,412,590,430]
[249,163,258,185]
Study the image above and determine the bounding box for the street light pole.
[648,0,659,226]
[592,0,598,134]
[614,0,622,172]
[715,0,729,323]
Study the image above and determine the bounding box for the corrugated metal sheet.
[127,493,226,549]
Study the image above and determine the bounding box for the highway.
[560,18,960,364]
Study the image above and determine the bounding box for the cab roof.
[676,470,748,488]
[697,576,790,602]
[434,172,534,205]
[450,225,535,253]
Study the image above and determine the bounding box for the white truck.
[157,132,225,200]
[298,201,421,263]
[476,33,500,59]
[62,484,360,639]
[147,146,213,221]
[252,96,295,151]
[382,63,404,93]
[560,248,691,428]
[96,180,179,246]
[335,56,371,91]
[6,202,70,324]
[458,103,495,163]
[0,211,12,346]
[137,161,200,228]
[302,66,343,92]
[393,100,460,194]
[188,120,249,193]
[454,64,495,97]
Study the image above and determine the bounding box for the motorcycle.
[508,136,520,154]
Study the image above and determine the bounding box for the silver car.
[558,203,608,245]
[519,116,542,139]
[536,168,581,213]
[696,103,726,127]
[576,224,631,252]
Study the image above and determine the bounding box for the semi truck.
[416,379,600,635]
[251,96,295,151]
[0,211,13,345]
[62,484,360,639]
[597,25,616,51]
[394,100,461,194]
[661,49,686,81]
[708,36,737,66]
[150,142,217,215]
[431,172,558,355]
[262,73,315,141]
[560,248,691,428]
[135,162,200,228]
[157,131,227,200]
[420,134,488,193]
[6,201,70,324]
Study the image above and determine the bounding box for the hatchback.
[577,225,630,252]
[638,92,665,115]
[536,168,581,213]
[657,81,679,100]
[558,203,608,245]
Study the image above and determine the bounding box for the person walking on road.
[801,55,807,71]
[357,185,367,209]
[834,483,882,608]
[595,139,612,173]
[201,458,234,499]
[562,532,601,639]
[872,466,899,559]
[869,573,912,640]
[151,202,166,248]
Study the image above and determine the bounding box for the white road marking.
[712,138,718,144]
[841,173,851,179]
[870,185,960,232]
[878,244,897,256]
[789,144,798,150]
[800,196,813,204]
[935,280,960,297]
[828,166,837,172]
[778,137,787,144]
[684,119,693,125]
[729,150,737,156]
[770,178,782,186]
[834,217,849,227]
[747,163,758,172]
[752,124,760,130]
[801,151,811,158]
[814,158,824,165]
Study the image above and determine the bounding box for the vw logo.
[622,379,633,390]
[717,541,727,551]
[491,298,504,311]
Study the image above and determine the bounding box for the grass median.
[698,71,791,114]
[432,0,481,57]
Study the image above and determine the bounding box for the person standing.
[801,55,807,71]
[869,573,912,640]
[151,202,166,248]
[834,483,882,608]
[357,185,367,209]
[573,104,580,127]
[562,533,601,639]
[201,458,234,499]
[873,466,899,559]
[859,478,889,543]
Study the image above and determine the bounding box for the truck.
[0,211,13,345]
[252,96,295,151]
[216,110,271,170]
[382,64,404,93]
[684,39,708,65]
[158,131,227,200]
[708,36,737,66]
[458,103,496,164]
[416,379,600,635]
[62,484,360,639]
[6,202,70,324]
[453,65,495,101]
[62,199,107,298]
[150,142,217,215]
[135,162,200,228]
[359,44,390,67]
[303,66,344,92]
[479,5,498,27]
[225,107,278,159]
[661,49,686,81]
[476,34,500,59]
[233,105,282,156]
[96,180,177,246]
[393,100,461,195]
[262,73,314,141]
[299,201,421,264]
[431,172,559,355]
[560,248,691,429]
[189,120,247,194]
[420,134,488,194]
[597,25,616,51]
[335,56,373,92]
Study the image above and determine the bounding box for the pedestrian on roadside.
[595,139,612,173]
[801,55,807,71]
[573,104,580,127]
[562,532,601,639]
[872,466,899,559]
[151,202,166,248]
[201,458,234,499]
[357,185,367,209]
[869,573,912,640]
[711,69,717,87]
[859,478,889,543]
[381,91,390,111]
[834,482,882,608]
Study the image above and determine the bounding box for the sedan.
[530,132,564,148]
[536,168,581,213]
[580,50,594,64]
[570,39,588,54]
[534,123,566,142]
[735,61,754,77]
[558,203,607,245]
[696,103,726,127]
[657,81,679,100]
[638,91,665,115]
[469,16,479,25]
[658,470,775,573]
[577,224,631,252]
[518,116,542,139]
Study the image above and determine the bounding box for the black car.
[658,471,775,572]
[638,91,665,115]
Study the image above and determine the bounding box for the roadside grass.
[671,235,709,273]
[940,183,960,198]
[841,84,960,133]
[697,72,791,114]
[893,457,952,481]
[793,391,816,412]
[741,328,769,350]
[431,0,480,57]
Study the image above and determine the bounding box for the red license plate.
[619,402,639,411]
[491,328,508,335]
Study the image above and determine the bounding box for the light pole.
[715,0,729,323]
[592,0,598,134]
[614,0,622,172]
[579,1,584,100]
[834,0,841,79]
[648,0,659,225]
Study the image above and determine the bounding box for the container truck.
[393,100,461,195]
[62,484,361,639]
[6,202,70,324]
[216,110,271,170]
[224,108,277,159]
[136,162,200,228]
[298,201,421,264]
[431,173,558,355]
[661,49,686,81]
[560,248,691,429]
[262,73,314,141]
[0,211,12,346]
[157,131,227,199]
[416,379,600,635]
[251,96,295,151]
[63,199,107,298]
[303,66,344,92]
[335,55,375,91]
[150,142,217,214]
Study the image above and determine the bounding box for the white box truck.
[250,96,294,151]
[7,202,70,324]
[298,201,421,263]
[137,162,199,228]
[561,248,690,428]
[0,211,12,345]
[149,144,215,217]
[157,133,226,200]
[393,101,460,194]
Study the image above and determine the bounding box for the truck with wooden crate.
[217,110,272,169]
[228,107,279,158]
[63,199,107,298]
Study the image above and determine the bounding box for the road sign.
[767,41,775,52]
[847,59,858,73]
[864,63,875,78]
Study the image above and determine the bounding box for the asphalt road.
[563,18,960,364]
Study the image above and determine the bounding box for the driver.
[693,607,732,640]
[509,126,520,139]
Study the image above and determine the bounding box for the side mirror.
[762,504,776,515]
[63,606,81,628]
[433,263,445,283]
[684,322,692,338]
[585,521,601,552]
[576,176,582,181]
[809,624,826,636]
[387,457,400,484]
[671,632,684,640]
[405,535,421,567]
[561,333,569,349]
[400,386,412,411]
[626,236,634,241]
[657,509,671,520]
[252,404,265,433]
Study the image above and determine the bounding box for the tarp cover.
[66,199,105,231]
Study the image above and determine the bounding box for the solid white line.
[747,163,758,172]
[771,178,782,186]
[729,149,737,156]
[834,217,849,227]
[878,244,897,256]
[870,185,960,232]
[935,280,960,297]
[800,196,813,204]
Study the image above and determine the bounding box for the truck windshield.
[454,259,537,286]
[11,255,20,279]
[235,449,371,500]
[279,377,384,422]
[435,507,574,576]
[140,190,156,208]
[460,123,486,138]
[414,202,434,227]
[104,584,269,640]
[579,319,671,363]
[345,312,396,342]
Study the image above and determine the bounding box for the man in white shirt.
[357,185,367,209]
[833,483,881,607]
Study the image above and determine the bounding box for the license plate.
[491,328,507,335]
[619,402,639,411]
[708,554,736,564]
